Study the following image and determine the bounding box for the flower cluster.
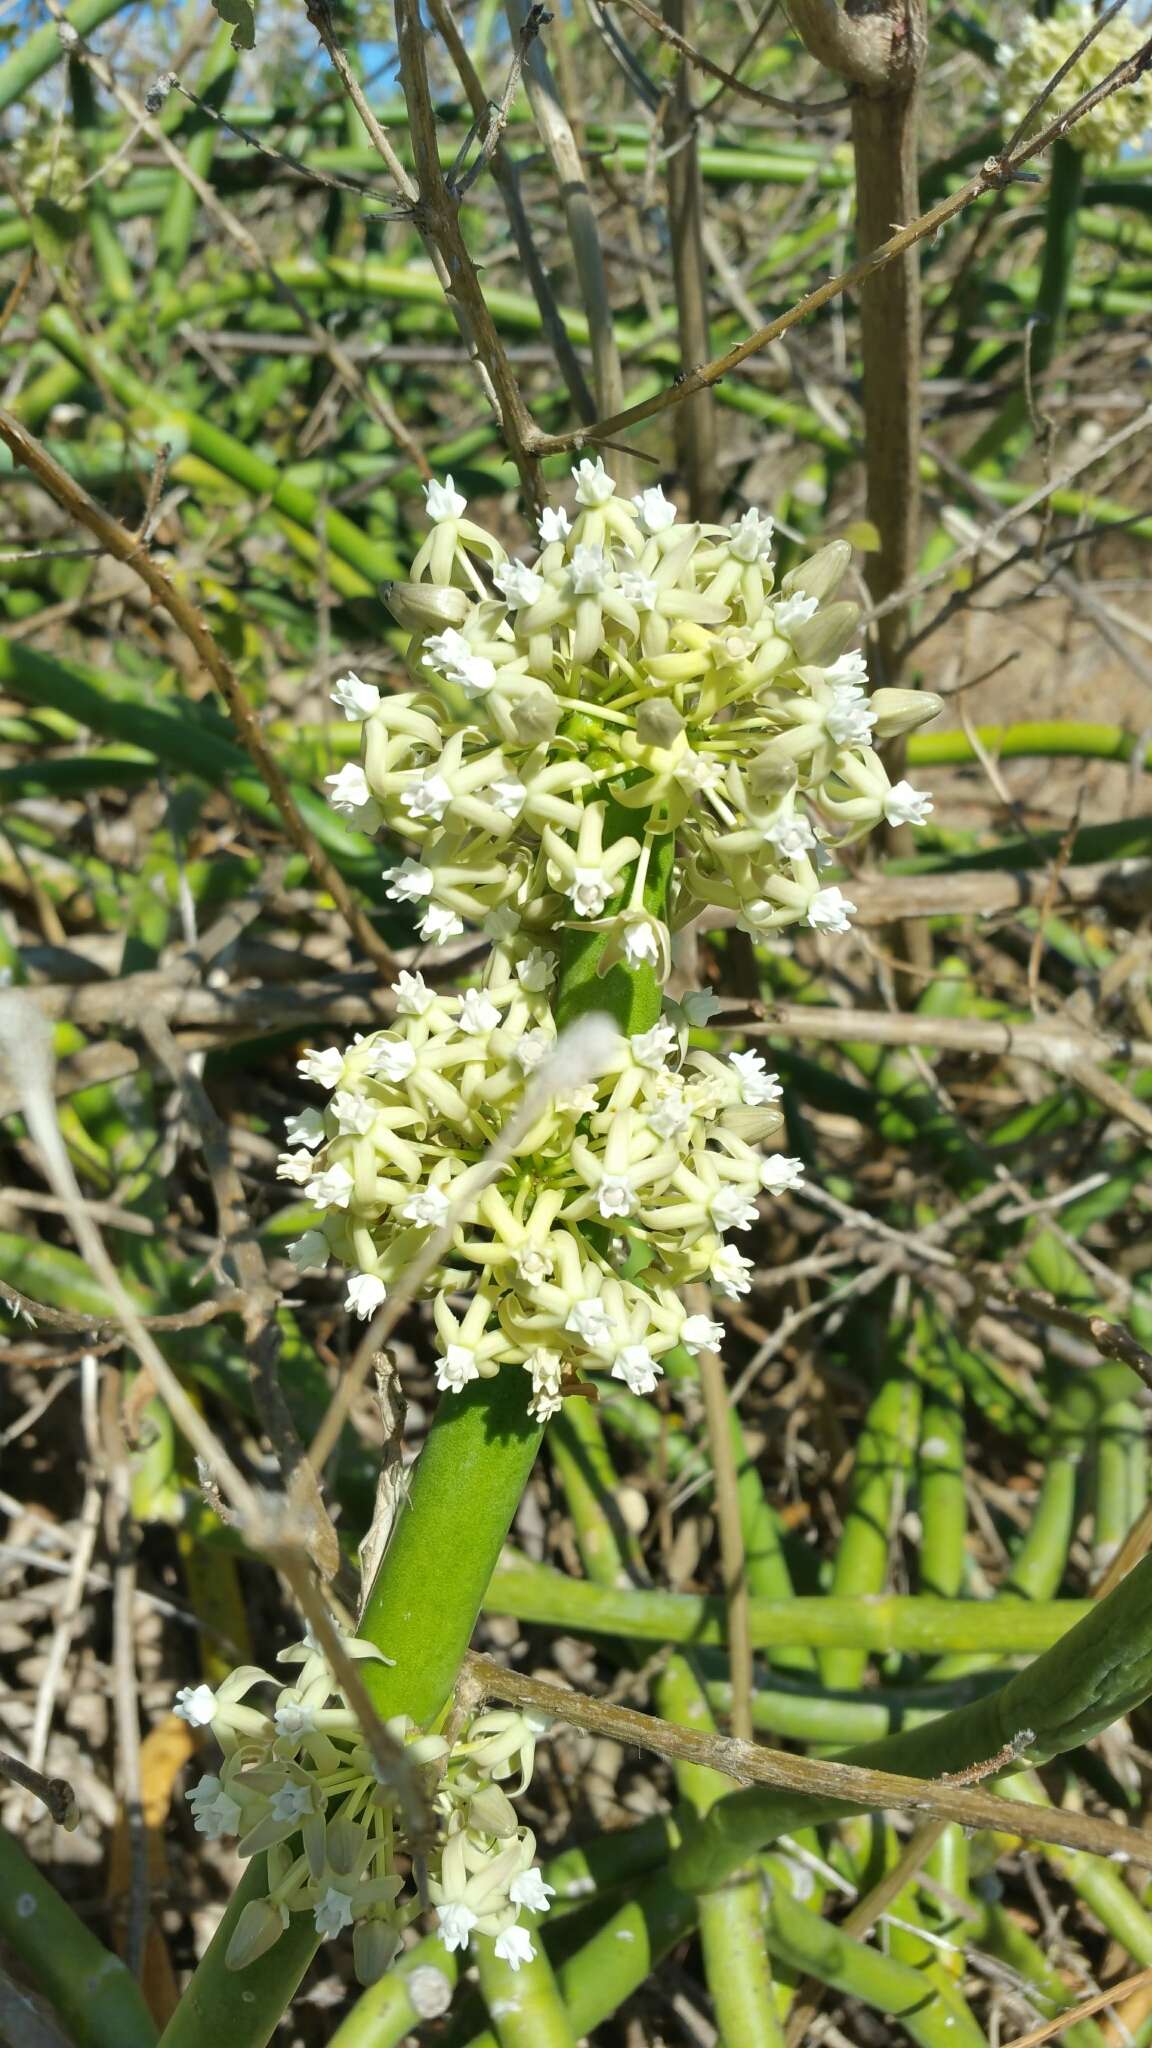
[176,1636,551,1980]
[1000,9,1152,157]
[280,945,804,1416]
[326,463,939,959]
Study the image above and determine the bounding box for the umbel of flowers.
[326,460,940,955]
[291,466,941,1417]
[1000,7,1152,158]
[177,1635,552,1979]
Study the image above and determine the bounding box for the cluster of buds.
[325,463,939,961]
[280,945,804,1415]
[176,1637,551,1979]
[1000,8,1152,157]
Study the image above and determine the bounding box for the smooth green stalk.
[486,1561,1091,1652]
[153,27,236,288]
[1093,1380,1147,1568]
[37,308,401,591]
[972,1902,1107,2048]
[660,1348,815,1672]
[672,1549,1152,1893]
[821,1374,921,1691]
[914,1319,968,1601]
[0,0,132,111]
[0,1826,157,2048]
[761,1875,986,2048]
[705,1671,1001,1748]
[550,1399,646,1588]
[474,1933,577,2048]
[972,137,1084,468]
[657,1657,786,2048]
[907,723,1152,773]
[69,59,134,304]
[931,1383,1092,1682]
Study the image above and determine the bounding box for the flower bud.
[789,601,861,667]
[780,539,850,603]
[383,580,471,631]
[354,1917,402,1985]
[225,1897,288,1971]
[467,1780,520,1837]
[869,687,943,738]
[511,692,561,744]
[635,699,685,749]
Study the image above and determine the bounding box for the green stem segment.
[0,1826,157,2048]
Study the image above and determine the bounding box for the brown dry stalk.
[0,410,398,979]
[464,1655,1152,1868]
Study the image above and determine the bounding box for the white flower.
[826,650,868,685]
[565,1299,613,1346]
[421,904,465,944]
[826,686,876,748]
[489,778,527,819]
[437,1902,478,1952]
[424,629,497,696]
[274,1697,316,1738]
[187,1775,241,1839]
[393,970,435,1016]
[494,561,545,608]
[314,1887,355,1939]
[277,1149,314,1185]
[298,1047,345,1089]
[436,1343,481,1392]
[424,475,467,522]
[285,1108,326,1150]
[515,948,555,991]
[572,456,616,506]
[384,859,434,903]
[761,1155,805,1194]
[883,780,934,828]
[710,1186,760,1232]
[403,1186,452,1228]
[680,1313,724,1354]
[332,1090,375,1136]
[459,988,501,1034]
[570,543,610,595]
[612,1343,661,1394]
[764,811,815,859]
[538,505,572,545]
[728,1050,782,1108]
[288,1229,329,1270]
[620,568,658,611]
[306,1163,355,1211]
[807,886,857,935]
[632,485,677,533]
[674,751,724,795]
[729,508,774,563]
[510,1868,556,1914]
[624,921,660,968]
[712,1243,754,1298]
[331,671,381,720]
[597,1174,636,1220]
[373,1038,418,1084]
[174,1683,218,1728]
[647,1089,691,1141]
[494,1923,536,1970]
[631,1020,676,1070]
[515,1030,551,1072]
[402,772,453,822]
[270,1781,314,1823]
[325,763,376,818]
[346,1273,388,1319]
[773,592,818,635]
[567,868,615,917]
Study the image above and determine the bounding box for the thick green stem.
[0,1826,157,2048]
[487,1558,1091,1652]
[0,0,132,112]
[474,1933,577,2048]
[821,1373,921,1691]
[971,137,1084,467]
